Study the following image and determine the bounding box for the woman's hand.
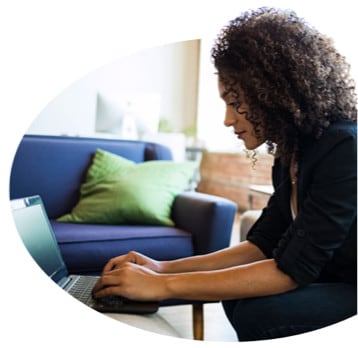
[92,261,168,301]
[102,251,164,274]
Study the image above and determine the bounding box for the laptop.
[10,195,159,314]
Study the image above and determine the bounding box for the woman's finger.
[93,284,121,298]
[92,273,121,294]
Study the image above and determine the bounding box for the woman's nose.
[223,107,236,127]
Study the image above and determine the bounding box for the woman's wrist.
[158,260,175,273]
[158,258,198,274]
[162,273,186,299]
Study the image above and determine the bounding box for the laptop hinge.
[58,276,72,289]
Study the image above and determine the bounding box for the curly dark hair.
[211,7,357,164]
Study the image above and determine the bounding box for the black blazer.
[247,120,357,286]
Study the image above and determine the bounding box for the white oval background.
[1,1,357,348]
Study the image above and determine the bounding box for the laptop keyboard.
[67,275,99,306]
[65,275,158,314]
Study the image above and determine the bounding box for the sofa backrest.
[10,134,173,218]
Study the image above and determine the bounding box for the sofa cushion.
[57,149,197,226]
[51,221,193,274]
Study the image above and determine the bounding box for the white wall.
[28,40,200,138]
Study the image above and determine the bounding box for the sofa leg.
[192,303,204,340]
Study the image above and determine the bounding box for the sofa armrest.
[171,191,237,255]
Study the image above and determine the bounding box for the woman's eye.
[227,102,238,108]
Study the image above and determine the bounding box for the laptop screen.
[11,195,68,283]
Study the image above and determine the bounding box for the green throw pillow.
[57,148,197,226]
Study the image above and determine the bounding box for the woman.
[93,8,357,340]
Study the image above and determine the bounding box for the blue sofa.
[10,134,238,340]
[10,135,237,276]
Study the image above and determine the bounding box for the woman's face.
[218,81,265,150]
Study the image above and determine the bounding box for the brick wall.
[197,151,274,212]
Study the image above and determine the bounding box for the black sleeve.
[246,190,291,258]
